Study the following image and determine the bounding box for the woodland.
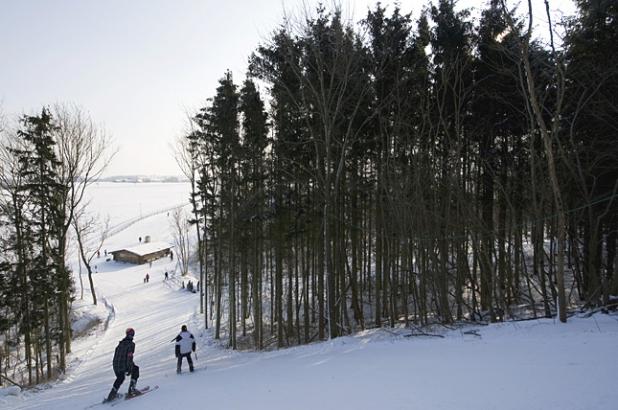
[177,0,617,349]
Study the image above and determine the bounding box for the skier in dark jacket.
[106,328,140,401]
[175,325,195,373]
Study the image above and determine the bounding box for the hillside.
[1,183,617,410]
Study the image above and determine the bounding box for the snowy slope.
[2,183,618,410]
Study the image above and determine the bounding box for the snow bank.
[0,386,21,397]
[70,298,109,338]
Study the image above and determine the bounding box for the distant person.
[174,325,195,373]
[104,249,108,256]
[169,251,174,261]
[97,250,101,258]
[139,236,142,243]
[106,328,141,401]
[146,273,150,283]
[181,281,185,289]
[165,271,169,280]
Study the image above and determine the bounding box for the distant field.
[85,182,191,225]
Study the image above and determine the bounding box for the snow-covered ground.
[2,182,617,410]
[84,181,190,226]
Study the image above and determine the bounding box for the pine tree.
[239,78,268,348]
[15,108,64,378]
[564,0,618,304]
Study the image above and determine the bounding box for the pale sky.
[0,0,576,177]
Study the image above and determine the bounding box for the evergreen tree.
[14,109,65,379]
[239,78,268,347]
[564,0,618,304]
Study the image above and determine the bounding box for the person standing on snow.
[174,325,195,373]
[107,328,140,401]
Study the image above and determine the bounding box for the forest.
[176,0,617,349]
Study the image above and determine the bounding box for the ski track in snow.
[2,182,618,410]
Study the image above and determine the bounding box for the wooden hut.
[110,242,173,265]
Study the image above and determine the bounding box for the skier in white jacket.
[175,325,196,373]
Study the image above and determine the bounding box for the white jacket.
[175,331,195,355]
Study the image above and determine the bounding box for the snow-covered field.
[2,182,617,410]
[84,181,190,226]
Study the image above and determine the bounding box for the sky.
[0,0,577,177]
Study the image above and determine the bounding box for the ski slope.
[2,182,618,410]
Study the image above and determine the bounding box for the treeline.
[0,106,110,385]
[178,0,618,349]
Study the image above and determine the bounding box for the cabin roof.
[111,242,174,257]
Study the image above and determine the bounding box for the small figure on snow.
[139,236,142,243]
[144,273,149,283]
[106,328,141,401]
[174,325,195,373]
[165,271,169,280]
[169,250,174,261]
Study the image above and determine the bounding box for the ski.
[87,385,158,409]
[112,385,158,405]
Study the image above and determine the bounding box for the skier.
[174,325,195,373]
[106,328,140,401]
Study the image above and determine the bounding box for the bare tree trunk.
[502,0,567,322]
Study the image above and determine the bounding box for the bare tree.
[72,208,110,306]
[501,0,567,322]
[173,123,208,326]
[171,207,191,276]
[49,103,116,362]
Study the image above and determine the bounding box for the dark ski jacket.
[113,336,135,373]
[175,331,196,356]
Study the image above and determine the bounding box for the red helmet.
[126,328,135,337]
